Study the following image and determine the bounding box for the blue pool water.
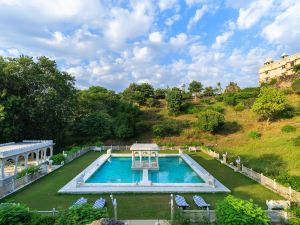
[86,156,204,183]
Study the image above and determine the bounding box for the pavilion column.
[132,152,134,167]
[43,148,47,161]
[148,153,151,167]
[0,159,5,179]
[24,153,28,169]
[139,152,142,166]
[14,155,18,175]
[36,150,39,165]
[50,147,53,157]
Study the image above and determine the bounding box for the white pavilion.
[0,140,54,186]
[130,143,160,170]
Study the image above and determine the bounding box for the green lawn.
[1,151,282,219]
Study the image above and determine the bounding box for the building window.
[265,71,269,75]
[291,62,294,67]
[282,65,285,69]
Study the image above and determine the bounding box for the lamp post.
[170,194,174,221]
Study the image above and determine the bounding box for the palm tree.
[293,64,300,74]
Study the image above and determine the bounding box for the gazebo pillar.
[14,155,18,175]
[43,148,47,161]
[50,146,53,157]
[36,150,39,165]
[24,153,28,169]
[139,151,142,166]
[148,153,151,167]
[0,159,5,178]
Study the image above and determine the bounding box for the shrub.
[16,165,40,179]
[56,204,107,225]
[0,203,30,225]
[216,195,270,225]
[279,105,295,119]
[196,110,225,132]
[292,78,300,94]
[234,102,245,113]
[28,213,56,225]
[152,120,189,137]
[50,153,65,165]
[248,131,261,139]
[277,172,300,191]
[281,125,297,133]
[292,136,300,146]
[288,204,300,225]
[146,97,160,107]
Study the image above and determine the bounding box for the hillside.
[138,94,300,189]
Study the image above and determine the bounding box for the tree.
[0,56,76,145]
[252,87,287,124]
[203,86,216,96]
[154,88,166,99]
[122,83,154,105]
[225,82,240,93]
[74,111,112,141]
[196,110,224,132]
[188,80,203,99]
[113,112,135,139]
[216,195,269,225]
[166,87,183,115]
[216,82,222,94]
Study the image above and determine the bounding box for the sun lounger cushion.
[175,195,189,207]
[93,198,106,209]
[193,195,210,208]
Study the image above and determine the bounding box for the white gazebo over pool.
[130,143,160,170]
[0,140,54,185]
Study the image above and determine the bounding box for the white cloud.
[237,0,273,29]
[165,14,181,26]
[262,1,300,51]
[212,21,235,49]
[212,31,233,49]
[105,2,154,49]
[149,32,163,43]
[170,33,188,46]
[187,5,208,30]
[158,0,178,11]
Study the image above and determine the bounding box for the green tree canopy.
[188,80,203,96]
[252,87,287,123]
[216,196,269,225]
[166,87,183,115]
[122,83,154,105]
[0,56,76,145]
[196,109,224,132]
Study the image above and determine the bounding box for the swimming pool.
[86,156,204,183]
[59,153,230,193]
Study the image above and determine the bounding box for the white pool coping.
[58,153,230,193]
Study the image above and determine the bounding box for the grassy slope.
[140,94,300,177]
[2,151,282,219]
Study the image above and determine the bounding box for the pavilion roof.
[0,140,54,158]
[130,143,160,151]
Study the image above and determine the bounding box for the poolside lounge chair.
[175,195,189,209]
[93,198,106,209]
[193,195,210,209]
[70,197,87,208]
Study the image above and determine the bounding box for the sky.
[0,0,299,91]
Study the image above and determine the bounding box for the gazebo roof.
[130,143,160,151]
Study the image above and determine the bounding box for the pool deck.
[58,153,230,193]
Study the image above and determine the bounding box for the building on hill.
[259,52,300,84]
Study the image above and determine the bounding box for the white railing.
[200,148,300,203]
[182,209,289,224]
